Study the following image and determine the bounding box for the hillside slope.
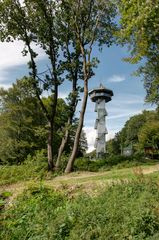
[1,163,159,205]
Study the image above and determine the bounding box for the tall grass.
[1,178,159,239]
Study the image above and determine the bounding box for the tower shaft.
[94,99,107,158]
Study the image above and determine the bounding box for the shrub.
[0,150,49,185]
[74,154,158,172]
[74,157,107,172]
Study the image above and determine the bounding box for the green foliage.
[61,0,117,48]
[67,180,159,240]
[73,154,158,172]
[138,121,159,150]
[1,180,159,239]
[106,133,121,156]
[1,185,67,240]
[0,78,85,165]
[0,78,47,164]
[0,0,116,170]
[74,157,107,172]
[1,153,158,186]
[0,150,49,185]
[107,110,159,156]
[118,0,159,104]
[65,125,88,157]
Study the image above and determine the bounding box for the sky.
[0,41,156,152]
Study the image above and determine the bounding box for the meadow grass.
[1,177,159,240]
[0,156,158,186]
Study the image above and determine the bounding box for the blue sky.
[0,41,155,152]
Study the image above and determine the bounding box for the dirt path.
[1,164,159,206]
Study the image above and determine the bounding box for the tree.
[138,120,159,154]
[55,39,82,168]
[0,0,116,171]
[0,0,69,170]
[123,113,147,147]
[0,78,88,164]
[108,110,159,156]
[0,78,69,164]
[106,133,121,156]
[118,0,159,105]
[118,111,157,151]
[64,121,88,157]
[62,0,117,172]
[0,78,46,164]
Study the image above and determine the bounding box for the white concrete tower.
[89,84,113,158]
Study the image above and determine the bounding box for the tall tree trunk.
[55,122,69,168]
[47,83,58,171]
[65,80,88,173]
[47,121,54,171]
[56,98,78,168]
[56,76,78,168]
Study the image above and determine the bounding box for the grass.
[0,155,158,186]
[49,165,159,186]
[1,177,159,240]
[0,155,159,239]
[148,171,159,181]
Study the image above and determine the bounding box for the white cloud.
[0,41,72,97]
[107,131,116,141]
[0,83,12,89]
[58,92,69,99]
[0,41,29,71]
[0,41,46,83]
[108,74,126,83]
[83,127,96,153]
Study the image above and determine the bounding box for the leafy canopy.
[118,0,159,105]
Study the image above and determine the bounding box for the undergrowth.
[74,155,159,172]
[1,178,159,240]
[0,152,158,185]
[0,150,55,185]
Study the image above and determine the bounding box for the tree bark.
[65,80,88,173]
[47,121,54,170]
[47,83,58,170]
[55,124,69,168]
[56,91,78,168]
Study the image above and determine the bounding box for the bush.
[74,157,107,172]
[74,154,158,172]
[0,150,50,185]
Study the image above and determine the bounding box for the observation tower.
[89,84,113,158]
